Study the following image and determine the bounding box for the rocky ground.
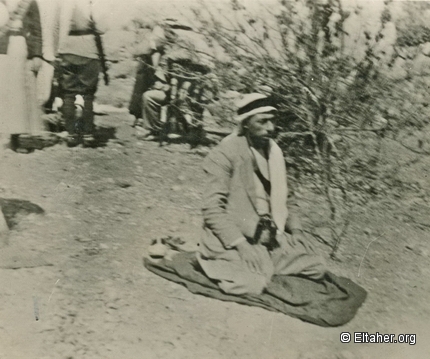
[0,112,429,359]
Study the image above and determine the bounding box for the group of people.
[129,19,219,142]
[0,0,217,151]
[0,0,109,149]
[0,0,327,297]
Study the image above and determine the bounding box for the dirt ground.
[1,112,429,359]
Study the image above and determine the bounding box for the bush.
[185,0,429,257]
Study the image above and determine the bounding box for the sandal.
[148,238,168,258]
[162,236,198,253]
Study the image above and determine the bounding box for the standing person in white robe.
[36,0,61,109]
[0,0,44,150]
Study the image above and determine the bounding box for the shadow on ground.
[0,198,44,229]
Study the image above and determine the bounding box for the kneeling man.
[197,93,326,295]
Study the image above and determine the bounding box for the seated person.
[142,77,208,140]
[167,75,219,138]
[197,93,326,295]
[129,21,173,127]
[139,69,170,139]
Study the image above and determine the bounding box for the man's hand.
[30,57,44,74]
[236,241,265,274]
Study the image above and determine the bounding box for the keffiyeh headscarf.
[235,93,277,135]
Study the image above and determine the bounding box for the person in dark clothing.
[57,0,104,147]
[129,23,177,129]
